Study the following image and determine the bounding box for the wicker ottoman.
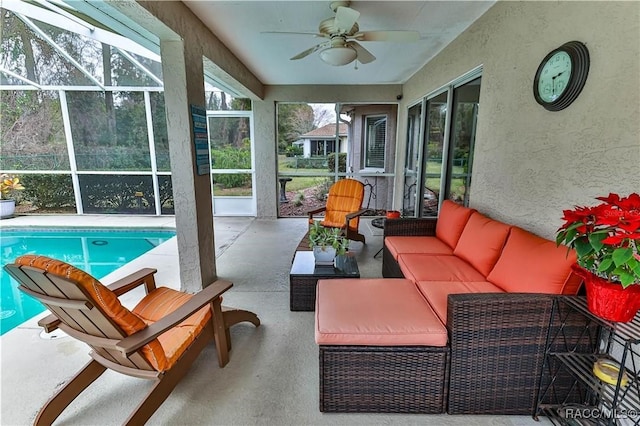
[315,278,450,413]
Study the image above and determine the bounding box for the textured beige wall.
[402,1,640,239]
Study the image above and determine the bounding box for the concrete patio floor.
[0,215,550,425]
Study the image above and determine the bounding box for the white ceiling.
[183,1,495,86]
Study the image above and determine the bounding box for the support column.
[161,39,216,292]
[253,100,278,218]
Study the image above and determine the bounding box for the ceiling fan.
[268,1,420,67]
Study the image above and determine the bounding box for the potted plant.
[308,221,349,265]
[556,192,640,322]
[0,174,25,219]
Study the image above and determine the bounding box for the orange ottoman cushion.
[385,236,454,259]
[315,278,447,347]
[398,254,486,283]
[487,227,582,295]
[416,280,504,324]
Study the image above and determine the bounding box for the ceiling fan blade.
[334,6,360,33]
[290,43,325,60]
[354,30,420,42]
[262,31,327,38]
[348,41,376,64]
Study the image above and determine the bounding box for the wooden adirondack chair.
[4,255,260,426]
[307,178,367,243]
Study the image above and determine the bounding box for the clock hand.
[551,72,564,95]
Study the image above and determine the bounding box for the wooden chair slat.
[18,285,93,310]
[19,267,71,298]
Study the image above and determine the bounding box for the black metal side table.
[535,296,640,425]
[371,217,385,258]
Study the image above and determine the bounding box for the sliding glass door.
[403,70,481,217]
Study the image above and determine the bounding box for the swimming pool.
[0,228,176,335]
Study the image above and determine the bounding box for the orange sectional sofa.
[315,200,588,415]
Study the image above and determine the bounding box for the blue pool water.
[0,228,176,335]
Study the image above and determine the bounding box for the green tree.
[277,103,315,153]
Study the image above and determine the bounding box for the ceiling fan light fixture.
[319,46,357,66]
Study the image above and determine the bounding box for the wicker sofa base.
[319,345,450,413]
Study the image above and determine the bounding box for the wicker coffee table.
[289,251,360,311]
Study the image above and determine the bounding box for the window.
[364,116,386,169]
[402,68,481,217]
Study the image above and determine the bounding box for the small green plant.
[293,192,304,207]
[308,221,349,255]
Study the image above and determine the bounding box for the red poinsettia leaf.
[619,193,640,210]
[595,193,621,205]
[618,221,640,233]
[601,234,626,245]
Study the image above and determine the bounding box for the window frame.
[362,114,387,171]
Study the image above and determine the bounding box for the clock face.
[537,51,572,103]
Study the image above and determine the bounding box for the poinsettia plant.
[556,193,640,288]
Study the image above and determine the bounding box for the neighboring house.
[296,123,348,158]
[297,108,397,212]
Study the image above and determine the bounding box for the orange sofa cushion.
[385,236,454,259]
[486,227,582,295]
[315,278,448,346]
[398,254,486,283]
[416,280,504,324]
[453,212,512,276]
[15,255,169,371]
[435,200,476,249]
[133,287,212,369]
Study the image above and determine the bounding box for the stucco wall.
[401,1,640,239]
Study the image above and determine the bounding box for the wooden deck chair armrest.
[38,313,61,333]
[106,268,159,296]
[344,208,368,223]
[307,206,327,218]
[116,279,233,356]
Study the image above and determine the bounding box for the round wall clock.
[533,41,590,111]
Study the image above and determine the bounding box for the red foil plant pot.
[574,265,640,323]
[386,210,401,219]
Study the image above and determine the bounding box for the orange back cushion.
[486,227,582,295]
[454,212,513,277]
[323,179,365,230]
[15,255,169,371]
[435,200,476,249]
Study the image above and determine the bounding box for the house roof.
[300,123,348,139]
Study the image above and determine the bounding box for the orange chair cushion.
[486,227,582,295]
[398,254,486,283]
[453,212,512,276]
[133,287,212,368]
[321,179,364,231]
[315,278,447,346]
[435,200,476,249]
[416,280,504,324]
[385,236,454,259]
[15,255,169,371]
